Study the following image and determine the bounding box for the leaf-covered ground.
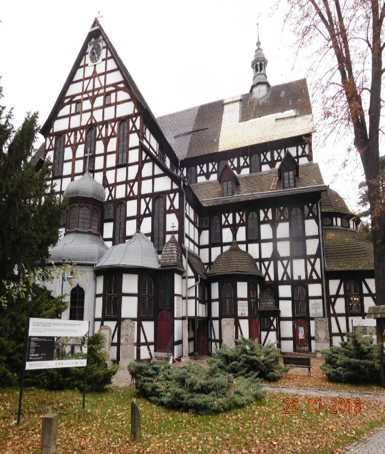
[1,383,385,453]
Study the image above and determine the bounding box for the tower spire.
[250,23,270,100]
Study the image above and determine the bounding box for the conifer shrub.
[320,327,380,385]
[129,360,265,414]
[212,337,287,382]
[25,332,118,392]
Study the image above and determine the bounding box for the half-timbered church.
[41,19,376,363]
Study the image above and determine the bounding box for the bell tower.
[250,24,271,100]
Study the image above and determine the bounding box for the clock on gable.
[88,40,103,65]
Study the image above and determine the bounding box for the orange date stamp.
[283,397,362,414]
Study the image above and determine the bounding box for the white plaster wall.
[174,320,183,341]
[280,301,292,317]
[237,282,247,298]
[306,239,319,255]
[277,241,290,257]
[154,177,172,192]
[276,222,289,238]
[211,301,219,317]
[280,321,293,338]
[305,219,318,236]
[329,279,341,295]
[279,285,292,297]
[308,284,322,297]
[292,259,306,280]
[239,319,249,338]
[260,224,273,239]
[334,297,345,314]
[142,321,154,343]
[121,297,138,318]
[280,340,293,351]
[141,179,152,194]
[261,242,273,258]
[211,282,219,299]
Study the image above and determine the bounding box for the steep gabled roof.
[157,79,313,161]
[41,19,150,136]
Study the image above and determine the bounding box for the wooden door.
[294,319,309,352]
[196,320,209,355]
[156,310,172,352]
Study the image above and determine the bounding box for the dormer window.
[278,151,299,190]
[223,180,233,196]
[218,161,239,197]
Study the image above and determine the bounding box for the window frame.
[104,274,120,318]
[141,275,154,317]
[222,282,235,317]
[153,196,165,251]
[283,170,296,188]
[247,210,259,240]
[345,280,362,313]
[70,285,85,320]
[293,285,308,317]
[114,203,126,245]
[53,134,64,177]
[250,153,261,173]
[210,215,221,244]
[117,120,128,165]
[85,127,96,171]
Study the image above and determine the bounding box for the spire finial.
[257,22,261,48]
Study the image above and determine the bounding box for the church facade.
[41,19,376,363]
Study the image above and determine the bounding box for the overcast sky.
[0,0,369,211]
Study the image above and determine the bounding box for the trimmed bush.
[129,360,265,414]
[212,337,287,382]
[320,327,380,384]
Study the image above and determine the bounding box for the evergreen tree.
[0,85,66,299]
[212,337,287,382]
[321,327,380,384]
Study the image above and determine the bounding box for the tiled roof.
[323,227,374,271]
[157,79,313,161]
[321,188,351,215]
[209,242,262,277]
[160,234,184,270]
[192,163,325,207]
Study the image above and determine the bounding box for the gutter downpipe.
[181,169,189,361]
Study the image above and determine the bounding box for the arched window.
[250,154,260,173]
[210,215,221,244]
[114,203,125,244]
[346,280,361,313]
[79,206,90,231]
[118,120,128,165]
[222,282,234,316]
[187,166,197,184]
[69,206,78,231]
[105,275,119,317]
[70,285,85,320]
[91,209,99,234]
[293,285,307,316]
[250,283,258,316]
[153,196,165,251]
[247,211,259,240]
[142,275,154,316]
[86,128,96,170]
[53,134,64,177]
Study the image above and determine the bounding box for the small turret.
[250,24,271,100]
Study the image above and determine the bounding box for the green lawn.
[1,387,385,453]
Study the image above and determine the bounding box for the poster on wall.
[352,319,377,344]
[26,318,89,370]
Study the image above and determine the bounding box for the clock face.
[89,43,102,64]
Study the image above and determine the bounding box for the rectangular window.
[283,170,295,188]
[223,180,233,196]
